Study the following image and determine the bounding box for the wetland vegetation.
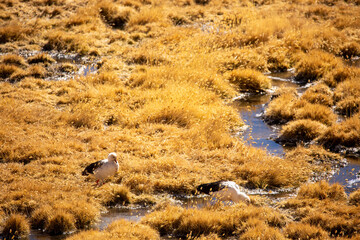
[1,0,360,239]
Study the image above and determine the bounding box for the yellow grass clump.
[284,222,328,240]
[277,119,327,146]
[294,50,343,83]
[335,96,360,117]
[297,181,347,201]
[0,23,33,44]
[97,184,132,206]
[97,1,134,29]
[0,64,22,80]
[225,68,271,93]
[294,102,336,125]
[317,113,360,152]
[334,79,360,103]
[299,83,333,106]
[0,54,28,67]
[349,189,360,206]
[46,211,75,235]
[322,66,360,87]
[141,204,288,238]
[2,214,30,240]
[67,219,160,240]
[264,86,298,124]
[27,53,55,66]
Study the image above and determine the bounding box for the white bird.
[82,152,119,186]
[196,180,251,205]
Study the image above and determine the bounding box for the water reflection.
[233,72,297,156]
[329,158,360,194]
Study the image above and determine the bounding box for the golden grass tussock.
[294,102,336,125]
[349,189,360,206]
[322,66,360,87]
[0,54,28,68]
[142,204,288,238]
[0,23,33,44]
[27,53,55,66]
[45,210,75,235]
[294,50,343,83]
[44,31,93,55]
[277,119,327,146]
[67,219,160,240]
[264,89,298,124]
[60,62,78,73]
[317,113,360,152]
[297,181,347,201]
[335,96,360,117]
[0,63,22,80]
[219,48,269,72]
[97,184,132,206]
[225,69,271,93]
[127,6,170,29]
[30,205,53,230]
[284,222,328,240]
[299,83,333,106]
[2,214,30,240]
[334,79,360,102]
[285,145,343,169]
[280,182,360,238]
[98,1,134,29]
[340,41,360,59]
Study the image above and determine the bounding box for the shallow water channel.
[27,71,359,240]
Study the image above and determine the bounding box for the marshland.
[1,0,360,239]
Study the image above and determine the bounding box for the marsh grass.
[0,23,32,43]
[27,53,55,66]
[277,119,327,146]
[322,67,359,87]
[98,184,132,206]
[284,222,328,240]
[299,83,333,106]
[335,96,360,117]
[264,88,298,124]
[67,219,160,240]
[297,181,347,201]
[1,54,28,67]
[46,211,75,235]
[294,50,343,83]
[349,189,360,206]
[317,113,360,151]
[1,0,360,239]
[0,64,21,80]
[2,214,30,240]
[225,69,271,93]
[44,31,92,54]
[98,1,133,29]
[280,181,360,238]
[60,62,78,73]
[141,204,288,238]
[295,102,336,125]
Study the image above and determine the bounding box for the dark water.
[233,71,298,156]
[329,157,360,193]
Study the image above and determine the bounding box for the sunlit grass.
[1,0,360,238]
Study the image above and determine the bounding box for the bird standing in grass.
[82,152,119,186]
[196,180,251,205]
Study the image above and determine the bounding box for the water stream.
[24,69,359,239]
